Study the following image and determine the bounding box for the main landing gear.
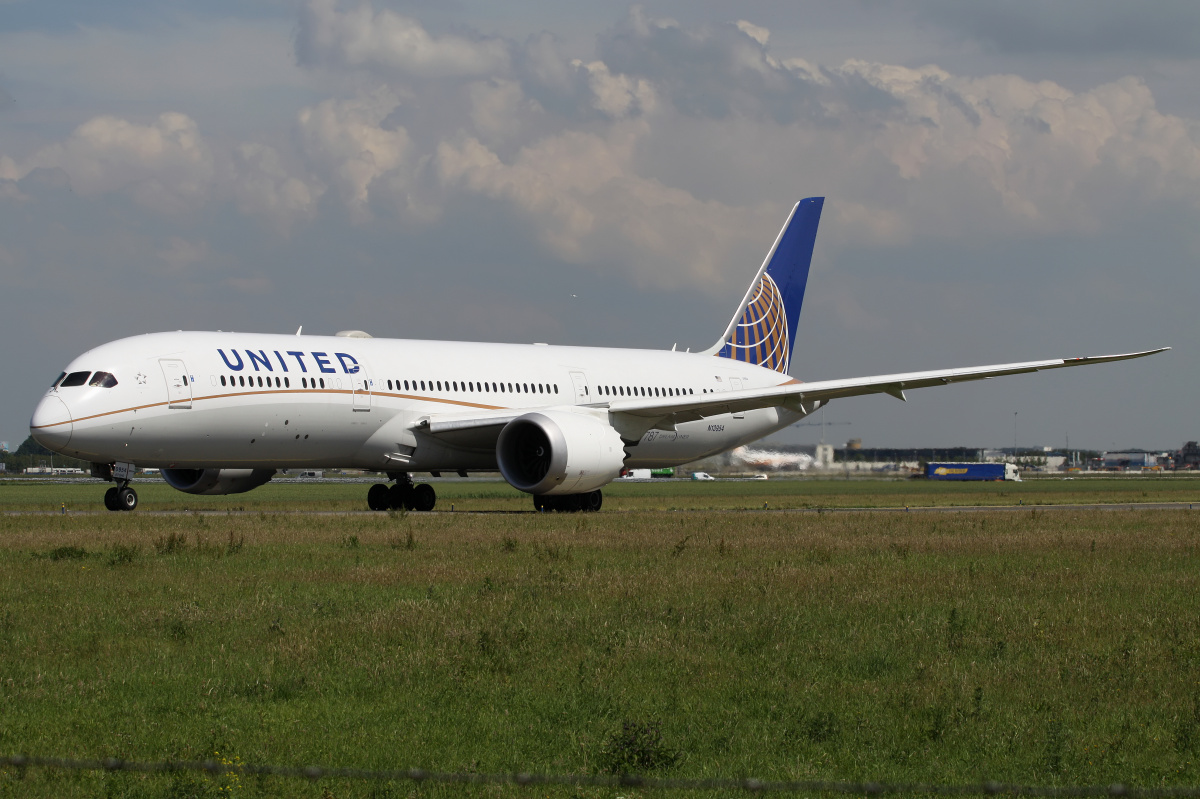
[533,490,602,513]
[367,473,436,512]
[103,484,138,512]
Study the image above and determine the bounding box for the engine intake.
[161,468,276,495]
[496,411,625,495]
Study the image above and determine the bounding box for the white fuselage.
[32,331,804,472]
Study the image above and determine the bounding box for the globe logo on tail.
[718,272,790,373]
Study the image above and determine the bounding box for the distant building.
[1100,451,1163,471]
[1177,442,1200,470]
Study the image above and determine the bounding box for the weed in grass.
[44,545,90,561]
[1175,699,1200,753]
[225,531,244,555]
[155,532,189,555]
[716,537,726,556]
[107,543,140,566]
[947,607,965,651]
[341,534,359,549]
[922,705,949,742]
[165,618,190,642]
[501,536,517,552]
[1044,716,1068,774]
[672,536,690,556]
[804,711,839,743]
[162,773,218,798]
[598,720,680,774]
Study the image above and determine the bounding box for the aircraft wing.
[419,348,1167,446]
[608,348,1170,422]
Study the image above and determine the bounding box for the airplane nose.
[30,395,73,452]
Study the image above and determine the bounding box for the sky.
[1,0,1196,453]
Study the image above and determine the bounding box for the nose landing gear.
[100,462,139,511]
[368,473,436,512]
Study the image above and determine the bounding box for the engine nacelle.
[496,411,626,495]
[161,468,276,495]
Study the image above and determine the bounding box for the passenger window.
[554,384,558,393]
[60,371,91,387]
[319,378,325,388]
[221,376,227,386]
[284,377,290,388]
[404,380,410,390]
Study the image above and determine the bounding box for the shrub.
[598,720,679,774]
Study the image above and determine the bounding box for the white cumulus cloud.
[297,0,511,78]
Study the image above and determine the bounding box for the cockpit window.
[51,372,66,388]
[59,371,91,387]
[89,372,118,388]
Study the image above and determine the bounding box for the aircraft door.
[352,373,372,411]
[160,359,192,409]
[729,377,745,419]
[570,371,590,404]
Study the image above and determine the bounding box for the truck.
[621,468,675,479]
[926,462,1020,481]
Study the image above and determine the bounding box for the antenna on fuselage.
[296,326,303,335]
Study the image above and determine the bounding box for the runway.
[7,501,1199,516]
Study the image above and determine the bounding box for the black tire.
[367,483,390,511]
[583,490,603,512]
[104,487,119,511]
[411,483,436,512]
[387,482,411,510]
[117,487,138,511]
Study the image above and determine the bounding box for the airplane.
[29,197,1167,512]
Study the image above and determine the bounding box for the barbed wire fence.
[5,755,1200,796]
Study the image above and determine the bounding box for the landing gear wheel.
[367,483,390,511]
[388,482,412,510]
[583,490,603,512]
[117,487,138,511]
[411,483,436,512]
[104,487,119,511]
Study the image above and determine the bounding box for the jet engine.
[161,468,277,495]
[496,411,626,495]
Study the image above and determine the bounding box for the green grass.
[3,475,1199,513]
[1,490,1200,797]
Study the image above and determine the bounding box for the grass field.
[2,474,1199,513]
[2,481,1200,798]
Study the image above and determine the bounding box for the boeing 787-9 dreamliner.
[30,198,1167,512]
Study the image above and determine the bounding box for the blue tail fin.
[710,197,823,374]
